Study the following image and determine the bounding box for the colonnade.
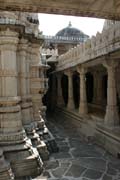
[54,59,120,127]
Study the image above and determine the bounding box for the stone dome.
[56,22,89,38]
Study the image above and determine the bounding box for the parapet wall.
[56,23,120,71]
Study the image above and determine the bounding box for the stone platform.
[34,115,120,180]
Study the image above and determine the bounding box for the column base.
[79,103,88,115]
[24,123,49,161]
[28,130,49,161]
[104,106,120,127]
[0,149,14,180]
[67,103,74,110]
[1,138,43,179]
[38,125,59,154]
[57,97,65,107]
[34,118,59,154]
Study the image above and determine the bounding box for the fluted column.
[65,70,74,109]
[103,60,119,126]
[56,73,64,106]
[18,39,33,132]
[0,30,23,140]
[77,67,88,114]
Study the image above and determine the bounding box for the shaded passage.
[36,115,120,180]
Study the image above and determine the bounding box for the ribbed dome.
[56,22,89,38]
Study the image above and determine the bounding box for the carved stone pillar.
[18,39,33,132]
[77,67,88,114]
[27,43,49,160]
[65,70,74,109]
[0,29,43,179]
[103,60,119,126]
[30,44,58,154]
[56,73,64,106]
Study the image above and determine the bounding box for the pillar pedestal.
[0,149,14,180]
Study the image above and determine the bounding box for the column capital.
[18,38,28,52]
[64,69,73,77]
[77,66,87,75]
[102,59,119,69]
[0,28,19,51]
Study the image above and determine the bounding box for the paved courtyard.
[36,115,120,180]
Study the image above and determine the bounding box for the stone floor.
[34,115,120,180]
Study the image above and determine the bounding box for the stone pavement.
[35,115,120,180]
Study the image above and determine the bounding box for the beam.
[0,0,120,20]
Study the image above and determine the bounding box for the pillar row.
[65,70,74,109]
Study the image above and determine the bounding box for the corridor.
[36,115,120,180]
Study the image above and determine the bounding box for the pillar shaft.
[18,39,33,131]
[66,71,74,109]
[57,73,64,106]
[78,67,88,114]
[0,31,23,136]
[103,60,119,126]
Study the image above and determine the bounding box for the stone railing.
[56,23,120,71]
[40,35,88,43]
[41,48,58,56]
